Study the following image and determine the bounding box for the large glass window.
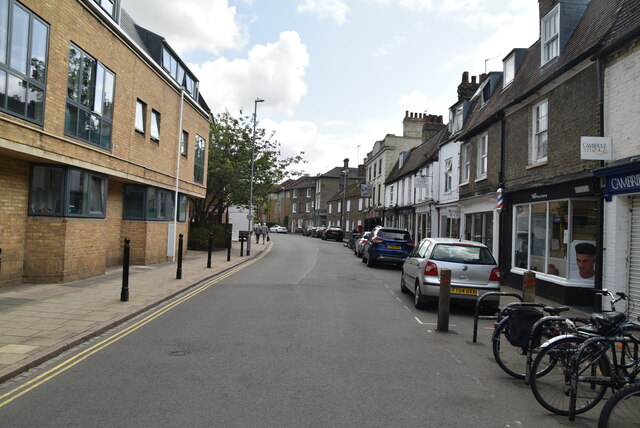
[161,46,198,99]
[512,199,597,283]
[65,44,115,150]
[465,211,493,249]
[29,165,107,218]
[194,134,205,184]
[150,109,160,141]
[123,184,186,221]
[0,1,48,123]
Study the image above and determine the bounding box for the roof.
[460,0,626,139]
[385,126,450,184]
[320,166,359,179]
[598,0,640,53]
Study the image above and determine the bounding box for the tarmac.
[0,239,271,384]
[0,237,592,385]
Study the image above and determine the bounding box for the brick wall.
[0,157,29,286]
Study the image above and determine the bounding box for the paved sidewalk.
[0,241,271,383]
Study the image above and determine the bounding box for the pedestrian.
[255,223,261,244]
[261,223,269,244]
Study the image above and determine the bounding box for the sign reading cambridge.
[580,136,612,160]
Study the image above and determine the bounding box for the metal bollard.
[207,233,213,268]
[437,268,452,332]
[121,238,130,302]
[227,234,231,262]
[523,271,536,302]
[176,233,183,279]
[240,236,244,257]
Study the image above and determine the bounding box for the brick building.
[0,0,211,286]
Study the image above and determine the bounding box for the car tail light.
[490,267,501,281]
[371,237,384,243]
[407,241,414,247]
[424,261,438,276]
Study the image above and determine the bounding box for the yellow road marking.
[0,245,271,408]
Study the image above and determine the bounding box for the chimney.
[457,71,480,101]
[343,158,349,169]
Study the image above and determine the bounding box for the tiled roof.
[598,0,640,52]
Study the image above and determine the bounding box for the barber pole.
[496,188,503,212]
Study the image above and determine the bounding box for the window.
[389,184,394,206]
[135,99,146,133]
[512,199,597,281]
[338,201,342,213]
[346,200,351,212]
[460,143,471,184]
[93,0,119,20]
[444,157,453,192]
[306,188,311,197]
[541,5,559,65]
[477,134,488,179]
[123,184,186,221]
[464,211,493,249]
[194,134,206,184]
[449,104,463,134]
[378,159,382,176]
[328,204,331,214]
[150,110,160,141]
[532,100,548,164]
[293,203,297,213]
[29,165,107,218]
[65,43,115,149]
[373,163,377,177]
[358,198,363,211]
[162,46,198,99]
[181,130,188,156]
[293,189,297,198]
[503,54,515,87]
[306,202,310,213]
[0,1,48,123]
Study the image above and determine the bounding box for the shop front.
[459,194,500,260]
[596,160,640,318]
[503,177,599,305]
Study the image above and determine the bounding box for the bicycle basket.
[505,307,543,349]
[590,311,626,335]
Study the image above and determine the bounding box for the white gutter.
[168,88,185,260]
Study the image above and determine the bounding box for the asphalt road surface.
[0,234,600,427]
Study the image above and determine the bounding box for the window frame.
[460,143,471,184]
[541,5,560,65]
[0,1,49,124]
[477,133,488,180]
[29,164,107,218]
[444,157,453,193]
[503,54,515,87]
[193,133,205,184]
[135,99,146,134]
[181,130,188,157]
[150,109,160,141]
[123,184,187,222]
[531,100,549,164]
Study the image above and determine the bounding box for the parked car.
[269,225,287,233]
[354,231,371,257]
[304,226,316,236]
[322,226,344,241]
[400,237,500,312]
[314,226,325,238]
[361,226,414,267]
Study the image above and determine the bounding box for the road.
[0,234,599,427]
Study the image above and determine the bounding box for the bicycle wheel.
[530,336,609,416]
[598,382,640,428]
[492,320,527,379]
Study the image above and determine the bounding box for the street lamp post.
[340,169,348,230]
[247,98,264,257]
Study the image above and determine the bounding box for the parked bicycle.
[529,289,638,417]
[345,232,361,250]
[597,381,640,427]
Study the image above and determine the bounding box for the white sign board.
[414,176,428,188]
[580,136,612,160]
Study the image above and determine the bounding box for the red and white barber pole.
[496,188,503,213]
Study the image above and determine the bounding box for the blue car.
[362,226,414,267]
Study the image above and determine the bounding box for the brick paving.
[0,242,270,383]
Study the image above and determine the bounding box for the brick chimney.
[457,71,480,101]
[343,158,349,169]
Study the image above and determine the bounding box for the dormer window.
[503,54,515,87]
[93,0,119,21]
[162,46,199,98]
[541,5,560,65]
[449,104,463,134]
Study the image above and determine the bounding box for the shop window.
[0,1,48,123]
[123,184,186,221]
[29,165,106,218]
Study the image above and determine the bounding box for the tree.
[191,110,304,226]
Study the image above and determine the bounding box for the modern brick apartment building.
[0,0,211,286]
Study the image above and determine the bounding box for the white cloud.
[397,90,429,112]
[189,31,310,115]
[297,0,350,25]
[121,0,249,55]
[263,117,400,176]
[371,35,407,57]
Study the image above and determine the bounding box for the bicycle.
[529,289,635,417]
[597,381,640,427]
[345,232,360,251]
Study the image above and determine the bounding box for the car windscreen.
[377,230,411,241]
[430,244,496,265]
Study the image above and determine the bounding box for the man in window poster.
[569,241,596,284]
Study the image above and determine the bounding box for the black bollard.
[207,233,213,268]
[121,238,130,302]
[176,233,183,279]
[240,236,244,257]
[437,268,452,332]
[227,234,231,261]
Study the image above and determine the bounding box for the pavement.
[0,236,592,385]
[0,240,272,384]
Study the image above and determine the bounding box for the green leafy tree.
[191,110,305,226]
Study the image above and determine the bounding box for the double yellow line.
[0,245,271,408]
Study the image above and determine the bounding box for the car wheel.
[414,282,425,309]
[400,274,409,294]
[362,251,367,263]
[366,254,376,267]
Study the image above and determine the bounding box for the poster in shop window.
[568,240,596,285]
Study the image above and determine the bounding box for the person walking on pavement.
[254,223,262,244]
[261,223,269,244]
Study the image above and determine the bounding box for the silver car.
[400,237,501,311]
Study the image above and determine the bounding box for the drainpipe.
[169,88,185,261]
[595,57,605,309]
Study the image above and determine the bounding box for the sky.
[121,0,540,177]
